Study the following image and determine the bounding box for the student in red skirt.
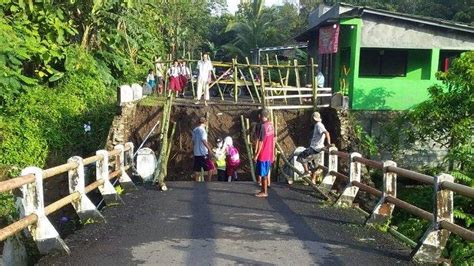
[179,60,191,98]
[167,60,181,97]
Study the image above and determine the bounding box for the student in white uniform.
[195,53,213,106]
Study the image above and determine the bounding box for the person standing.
[192,117,215,182]
[155,56,165,95]
[146,69,156,92]
[179,60,191,98]
[296,111,331,184]
[195,53,213,106]
[168,60,181,97]
[254,109,274,198]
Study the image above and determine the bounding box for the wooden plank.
[317,87,332,92]
[266,94,313,100]
[293,59,302,104]
[260,65,266,107]
[267,105,314,110]
[311,57,317,109]
[233,58,238,102]
[274,55,287,104]
[316,93,333,97]
[265,87,313,92]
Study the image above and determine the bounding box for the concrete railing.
[0,142,136,259]
[276,143,474,264]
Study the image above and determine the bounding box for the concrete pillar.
[20,167,70,254]
[67,156,105,223]
[366,160,397,225]
[114,144,137,191]
[411,174,454,263]
[319,147,338,194]
[335,152,361,207]
[96,150,123,205]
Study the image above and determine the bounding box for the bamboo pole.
[211,71,225,101]
[275,55,287,104]
[209,68,231,89]
[163,122,177,178]
[285,60,290,87]
[245,118,254,156]
[265,54,274,99]
[241,115,256,182]
[245,57,261,103]
[238,68,255,103]
[233,58,238,103]
[154,96,173,186]
[260,65,266,108]
[294,59,302,104]
[188,52,195,98]
[311,57,317,109]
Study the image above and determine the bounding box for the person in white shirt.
[195,53,213,106]
[296,111,332,184]
[167,60,181,97]
[146,69,156,91]
[179,60,191,98]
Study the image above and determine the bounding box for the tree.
[223,0,301,58]
[406,51,473,179]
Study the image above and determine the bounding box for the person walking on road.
[195,53,213,106]
[254,109,275,198]
[192,117,215,182]
[297,111,332,184]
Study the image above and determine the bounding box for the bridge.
[1,139,473,265]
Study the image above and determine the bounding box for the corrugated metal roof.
[294,3,474,41]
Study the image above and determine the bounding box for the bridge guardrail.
[0,142,136,256]
[276,143,474,264]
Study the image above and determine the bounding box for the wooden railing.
[0,142,136,256]
[275,143,474,264]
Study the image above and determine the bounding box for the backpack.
[227,146,240,166]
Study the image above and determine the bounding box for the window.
[438,50,463,72]
[359,49,407,77]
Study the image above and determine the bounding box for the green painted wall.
[324,18,444,110]
[352,49,440,110]
[335,18,362,97]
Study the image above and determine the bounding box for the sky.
[226,0,287,14]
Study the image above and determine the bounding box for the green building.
[295,3,474,110]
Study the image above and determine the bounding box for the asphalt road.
[39,182,411,265]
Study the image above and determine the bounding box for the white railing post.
[412,174,454,263]
[335,152,361,207]
[366,160,397,225]
[67,156,105,223]
[115,144,137,191]
[96,150,122,205]
[20,167,69,254]
[319,147,338,194]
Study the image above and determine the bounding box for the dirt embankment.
[127,101,343,181]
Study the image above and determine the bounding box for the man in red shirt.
[253,109,274,198]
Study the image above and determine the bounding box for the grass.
[138,95,167,106]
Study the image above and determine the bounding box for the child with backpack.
[224,136,240,182]
[213,138,227,182]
